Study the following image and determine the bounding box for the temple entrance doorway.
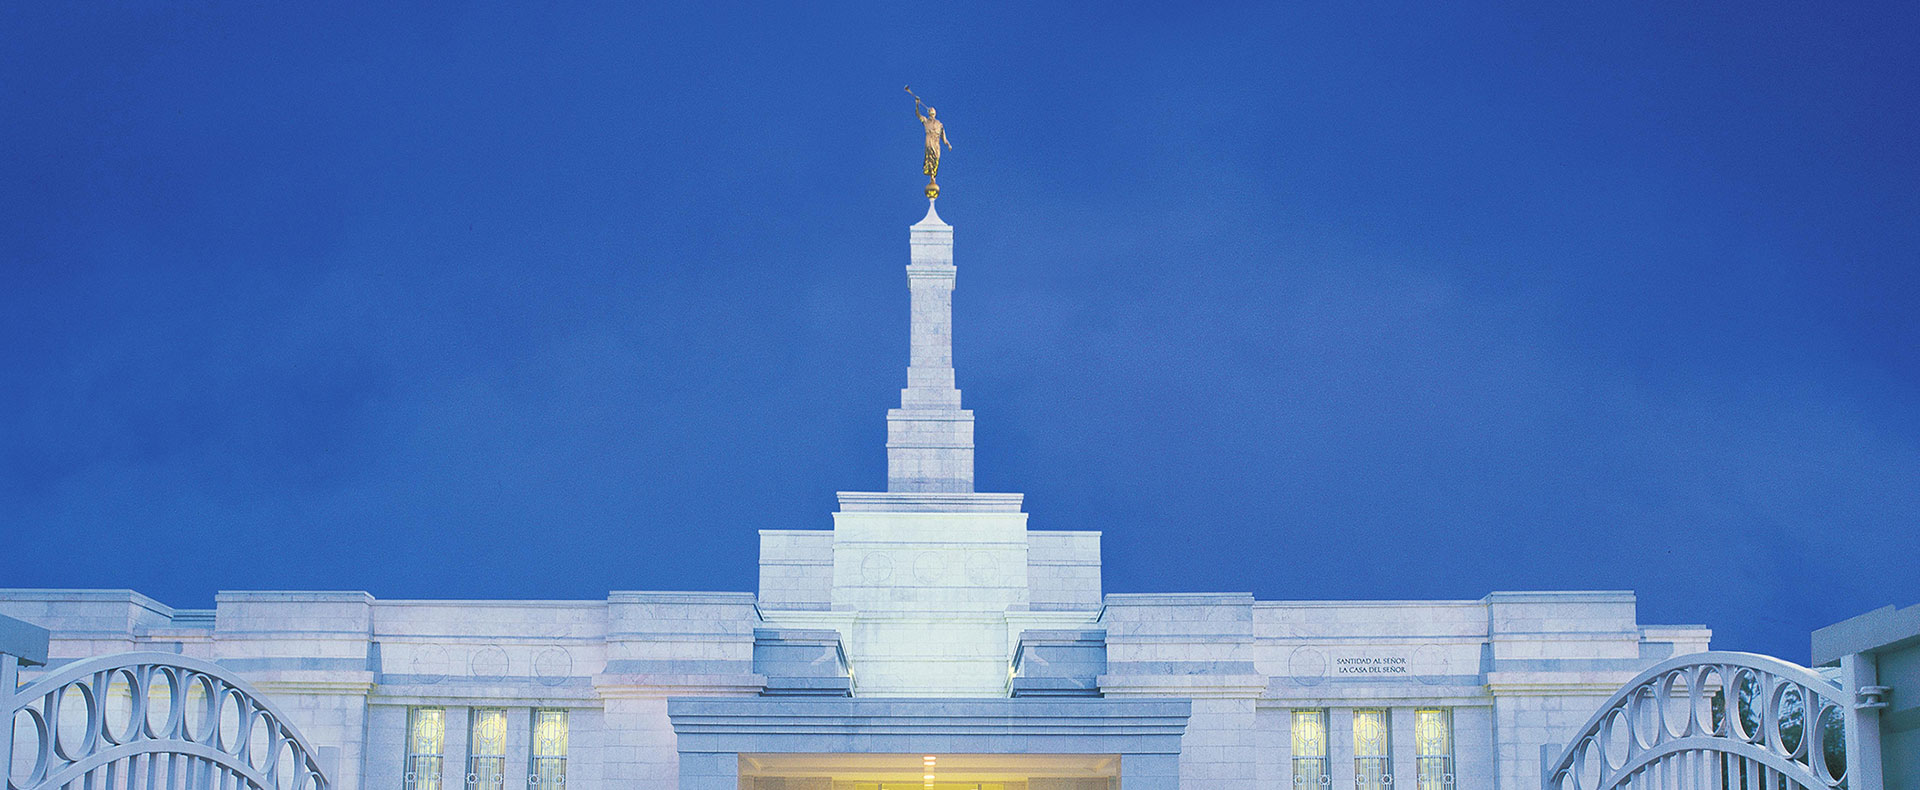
[736,753,1118,790]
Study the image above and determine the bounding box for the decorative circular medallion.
[1289,646,1329,687]
[469,646,509,682]
[1414,643,1448,686]
[860,552,894,584]
[965,551,997,585]
[412,646,448,685]
[534,648,572,687]
[913,551,945,584]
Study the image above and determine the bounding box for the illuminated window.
[404,707,444,790]
[530,709,568,789]
[1292,709,1330,788]
[1415,709,1455,790]
[1354,709,1391,790]
[469,709,508,790]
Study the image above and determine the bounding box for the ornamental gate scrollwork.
[5,652,330,790]
[1543,651,1860,790]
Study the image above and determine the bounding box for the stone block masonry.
[888,200,974,494]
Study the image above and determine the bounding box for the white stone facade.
[887,202,974,495]
[2,199,1712,790]
[0,587,1707,790]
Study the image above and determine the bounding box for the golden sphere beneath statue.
[925,182,940,199]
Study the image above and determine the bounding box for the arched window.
[1292,709,1330,788]
[1353,709,1391,790]
[531,709,569,789]
[469,709,508,790]
[404,708,445,790]
[1414,709,1454,790]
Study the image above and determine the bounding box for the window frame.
[1353,708,1392,790]
[1291,708,1331,788]
[1414,708,1455,790]
[529,709,568,790]
[404,707,445,790]
[467,708,509,790]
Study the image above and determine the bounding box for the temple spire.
[885,199,974,492]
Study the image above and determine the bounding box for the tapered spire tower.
[886,200,973,493]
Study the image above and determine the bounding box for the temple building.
[1,198,1712,790]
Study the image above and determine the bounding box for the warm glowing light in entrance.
[737,752,1119,787]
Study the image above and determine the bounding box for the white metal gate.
[1542,651,1865,790]
[5,652,330,790]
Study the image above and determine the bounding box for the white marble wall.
[0,583,1709,790]
[0,589,771,790]
[1027,531,1102,611]
[810,502,1039,696]
[1247,592,1708,790]
[756,530,833,610]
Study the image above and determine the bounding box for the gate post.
[1814,603,1919,790]
[1838,653,1885,790]
[1,655,10,790]
[1835,657,1881,790]
[1537,744,1559,790]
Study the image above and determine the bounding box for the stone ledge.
[216,591,376,603]
[1104,593,1255,607]
[608,591,759,605]
[1484,591,1636,604]
[594,673,769,698]
[1812,601,1920,664]
[250,674,379,696]
[1098,673,1268,698]
[0,613,49,665]
[1010,676,1102,697]
[835,491,1024,513]
[668,696,1189,742]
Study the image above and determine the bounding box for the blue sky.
[3,2,1915,663]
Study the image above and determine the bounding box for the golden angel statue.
[906,86,952,198]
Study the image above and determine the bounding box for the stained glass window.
[531,709,568,789]
[1415,709,1454,790]
[469,709,507,790]
[404,708,444,790]
[1354,709,1391,790]
[1292,709,1329,788]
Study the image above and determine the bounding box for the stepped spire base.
[891,193,967,494]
